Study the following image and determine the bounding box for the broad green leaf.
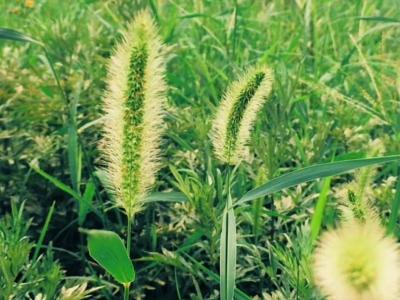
[81,229,134,284]
[237,156,400,205]
[220,193,236,300]
[0,27,43,45]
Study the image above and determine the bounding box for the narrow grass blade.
[32,201,55,263]
[310,177,331,242]
[30,163,104,220]
[79,179,95,226]
[182,253,251,300]
[30,163,82,200]
[141,192,189,203]
[80,229,135,285]
[356,16,400,23]
[388,167,400,234]
[220,193,236,300]
[237,156,400,205]
[0,27,43,46]
[68,82,82,194]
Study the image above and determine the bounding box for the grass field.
[1,0,400,299]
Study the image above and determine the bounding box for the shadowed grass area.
[1,0,400,298]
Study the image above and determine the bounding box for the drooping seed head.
[211,65,273,164]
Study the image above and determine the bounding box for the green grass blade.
[356,16,400,23]
[388,167,400,234]
[68,81,82,194]
[141,192,189,203]
[310,177,331,242]
[32,201,55,263]
[79,179,95,226]
[182,253,251,300]
[30,162,82,200]
[237,156,400,205]
[80,229,135,285]
[0,27,43,46]
[30,163,104,221]
[220,193,236,300]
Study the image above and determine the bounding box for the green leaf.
[67,81,82,194]
[388,167,400,234]
[310,177,331,242]
[220,193,236,300]
[182,253,251,300]
[0,27,43,46]
[30,162,82,200]
[356,16,400,23]
[79,179,95,226]
[32,202,55,263]
[81,229,135,284]
[141,192,189,203]
[237,156,400,205]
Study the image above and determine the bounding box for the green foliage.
[1,0,400,299]
[0,203,63,299]
[82,229,135,285]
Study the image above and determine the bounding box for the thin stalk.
[127,215,132,258]
[123,283,130,300]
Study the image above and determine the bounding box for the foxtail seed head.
[101,10,166,218]
[211,65,273,164]
[313,220,400,300]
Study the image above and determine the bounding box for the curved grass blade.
[0,27,43,46]
[236,156,400,205]
[181,252,251,300]
[80,229,135,285]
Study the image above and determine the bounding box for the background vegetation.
[1,0,400,299]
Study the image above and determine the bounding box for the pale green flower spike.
[211,65,273,164]
[101,10,166,218]
[313,220,400,300]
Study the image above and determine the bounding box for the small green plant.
[0,202,98,300]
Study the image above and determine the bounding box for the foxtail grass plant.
[211,65,273,300]
[86,10,167,299]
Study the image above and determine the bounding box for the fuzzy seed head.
[100,10,166,217]
[211,65,273,164]
[313,220,400,300]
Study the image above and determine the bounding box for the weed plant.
[1,0,400,299]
